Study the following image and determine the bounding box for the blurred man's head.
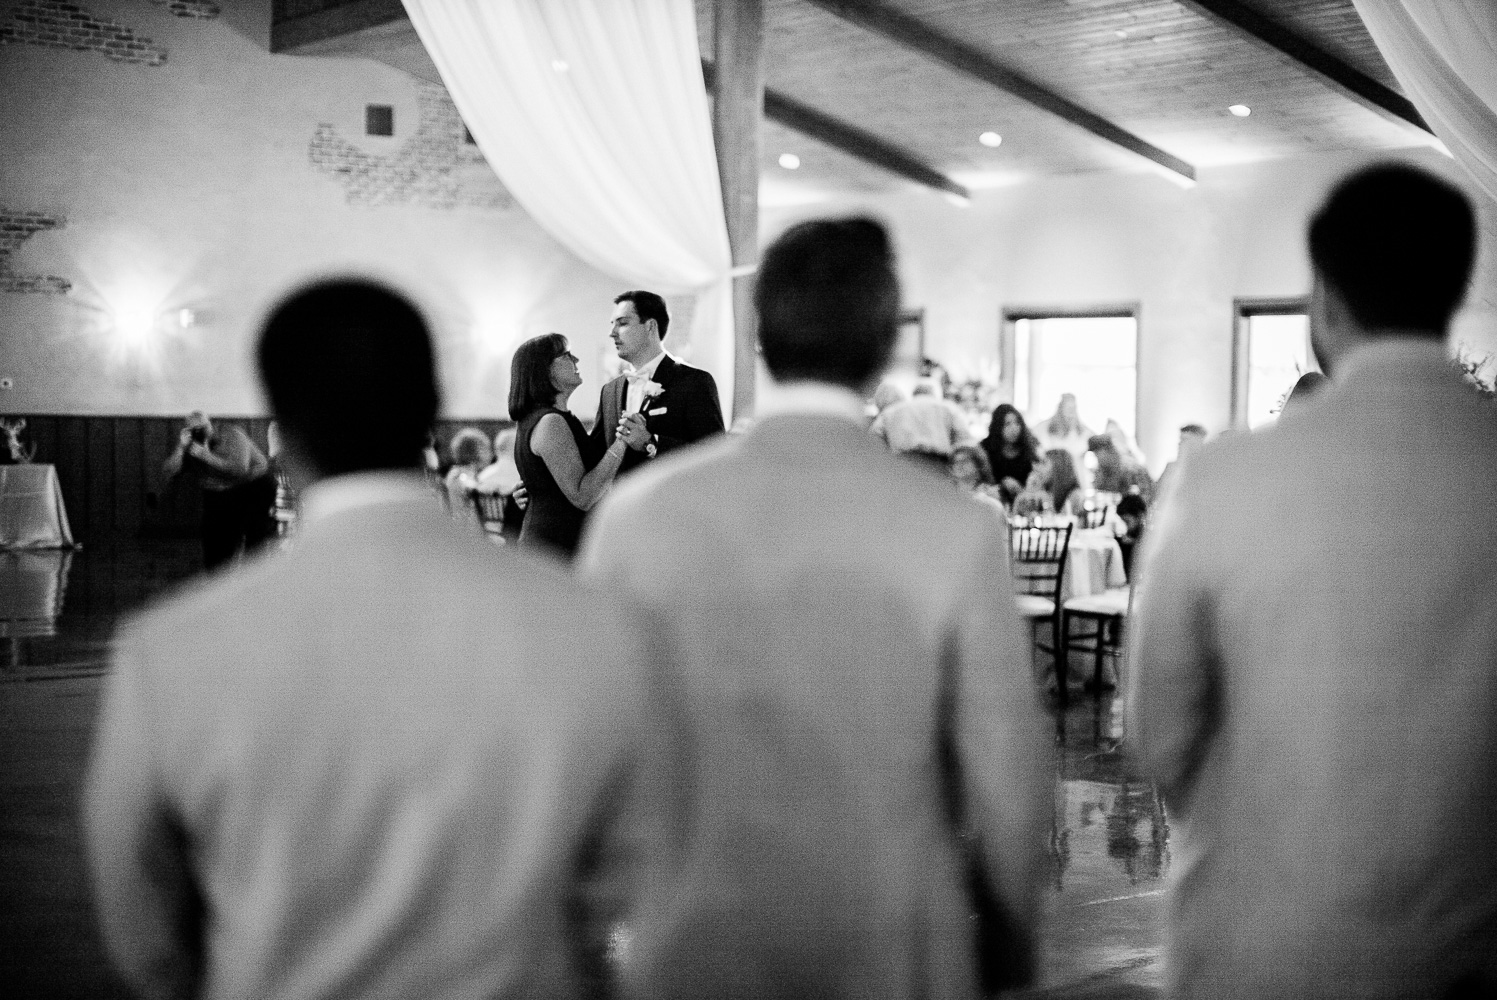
[755,217,900,391]
[186,410,212,442]
[258,279,440,481]
[1308,164,1475,372]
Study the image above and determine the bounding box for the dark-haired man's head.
[755,216,900,391]
[1308,163,1475,372]
[611,290,669,368]
[1088,434,1120,473]
[258,279,440,483]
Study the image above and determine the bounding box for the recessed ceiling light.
[1229,104,1251,117]
[551,59,569,72]
[778,152,801,170]
[978,131,1002,147]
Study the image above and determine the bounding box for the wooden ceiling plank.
[1175,0,1430,133]
[800,0,1196,182]
[701,59,971,199]
[270,0,406,54]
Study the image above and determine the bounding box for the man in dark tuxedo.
[590,290,724,474]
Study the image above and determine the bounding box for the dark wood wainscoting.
[2,415,515,545]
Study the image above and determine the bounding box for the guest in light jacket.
[84,279,682,1000]
[581,218,1050,1000]
[1128,164,1497,999]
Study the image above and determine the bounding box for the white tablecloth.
[1063,528,1127,602]
[0,464,75,549]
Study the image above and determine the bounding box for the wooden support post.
[712,0,764,422]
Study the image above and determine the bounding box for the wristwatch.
[645,436,658,459]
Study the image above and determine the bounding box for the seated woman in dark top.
[509,333,638,559]
[980,403,1040,505]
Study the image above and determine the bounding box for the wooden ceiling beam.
[1176,0,1430,134]
[800,0,1196,183]
[701,60,970,200]
[270,0,405,54]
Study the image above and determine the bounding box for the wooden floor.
[0,539,1164,999]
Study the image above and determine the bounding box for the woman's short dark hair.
[258,278,439,476]
[1044,448,1080,510]
[984,403,1038,456]
[755,217,900,389]
[1309,163,1475,335]
[614,290,670,340]
[508,333,568,422]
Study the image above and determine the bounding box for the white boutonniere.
[629,379,665,415]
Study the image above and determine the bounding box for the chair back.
[1009,523,1073,600]
[1079,505,1111,530]
[469,490,507,534]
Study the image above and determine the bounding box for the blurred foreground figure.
[581,218,1049,1000]
[1128,164,1497,999]
[85,279,677,1000]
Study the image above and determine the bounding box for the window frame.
[999,302,1141,435]
[1231,297,1316,430]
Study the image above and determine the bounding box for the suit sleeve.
[952,521,1052,983]
[1125,461,1218,807]
[83,633,203,1000]
[653,369,724,454]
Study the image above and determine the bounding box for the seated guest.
[1158,423,1207,494]
[869,377,975,471]
[84,278,680,1000]
[510,333,636,559]
[1044,447,1086,516]
[1088,434,1153,502]
[949,444,1006,514]
[475,427,524,544]
[1037,393,1095,489]
[443,427,493,512]
[980,403,1040,504]
[1105,418,1148,469]
[1114,492,1148,578]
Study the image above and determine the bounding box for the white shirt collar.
[626,349,671,380]
[755,379,869,425]
[297,470,436,527]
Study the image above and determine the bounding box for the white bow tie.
[625,371,653,383]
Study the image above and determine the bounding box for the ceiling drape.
[1352,0,1497,206]
[402,0,736,416]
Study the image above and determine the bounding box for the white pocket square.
[648,406,668,416]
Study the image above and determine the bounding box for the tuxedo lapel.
[613,376,628,425]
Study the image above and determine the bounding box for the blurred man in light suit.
[1129,164,1497,999]
[84,279,679,1000]
[580,218,1050,1000]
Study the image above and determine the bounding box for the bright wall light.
[778,152,801,170]
[978,131,1003,147]
[1229,104,1251,117]
[112,298,159,348]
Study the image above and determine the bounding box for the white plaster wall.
[0,0,625,419]
[764,148,1497,473]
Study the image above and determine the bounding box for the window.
[365,104,394,137]
[1233,300,1318,429]
[1005,308,1139,440]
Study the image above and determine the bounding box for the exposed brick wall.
[0,1,168,66]
[309,82,513,210]
[0,210,71,295]
[149,0,220,18]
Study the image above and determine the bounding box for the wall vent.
[365,105,394,137]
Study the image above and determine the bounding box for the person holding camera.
[163,411,276,569]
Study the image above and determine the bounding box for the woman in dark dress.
[509,333,634,558]
[979,403,1040,505]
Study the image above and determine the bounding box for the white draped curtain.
[402,0,737,415]
[1352,0,1497,207]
